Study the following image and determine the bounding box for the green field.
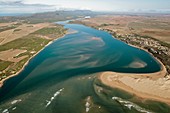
[32,25,67,38]
[0,25,67,80]
[0,35,50,52]
[0,60,13,71]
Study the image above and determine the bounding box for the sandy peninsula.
[98,61,170,104]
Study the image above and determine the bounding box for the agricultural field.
[0,23,67,80]
[0,23,50,45]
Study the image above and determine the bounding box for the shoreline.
[126,43,167,78]
[0,33,67,88]
[0,41,52,87]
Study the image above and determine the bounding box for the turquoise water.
[0,21,169,113]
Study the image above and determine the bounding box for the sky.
[0,0,170,14]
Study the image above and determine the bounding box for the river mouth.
[0,21,169,113]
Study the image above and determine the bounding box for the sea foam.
[45,88,64,107]
[11,99,22,105]
[112,97,153,113]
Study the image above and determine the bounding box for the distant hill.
[0,10,100,23]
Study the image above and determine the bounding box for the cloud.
[0,0,56,13]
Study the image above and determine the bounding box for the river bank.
[0,41,51,87]
[111,33,170,76]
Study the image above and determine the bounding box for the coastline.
[0,34,67,88]
[126,42,167,78]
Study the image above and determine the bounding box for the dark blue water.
[0,22,167,113]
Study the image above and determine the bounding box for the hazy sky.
[0,0,170,13]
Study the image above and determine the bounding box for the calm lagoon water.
[0,21,169,113]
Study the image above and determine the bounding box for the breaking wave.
[112,97,153,113]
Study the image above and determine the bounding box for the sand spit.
[99,66,170,104]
